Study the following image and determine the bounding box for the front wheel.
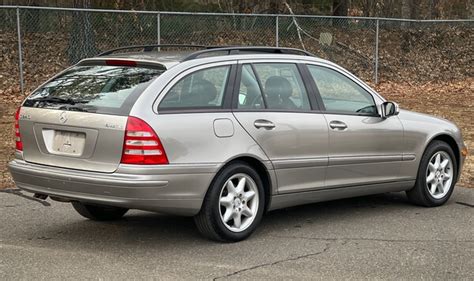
[194,162,265,242]
[72,202,128,221]
[406,140,457,207]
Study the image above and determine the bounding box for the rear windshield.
[23,64,165,115]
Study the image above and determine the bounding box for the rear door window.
[159,65,231,110]
[237,63,311,111]
[237,65,265,109]
[23,64,165,115]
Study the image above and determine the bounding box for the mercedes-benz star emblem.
[59,111,68,124]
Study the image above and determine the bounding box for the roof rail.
[98,44,210,56]
[98,44,314,60]
[182,46,314,61]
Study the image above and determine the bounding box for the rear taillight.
[14,107,23,151]
[121,117,168,165]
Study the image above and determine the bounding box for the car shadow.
[19,191,426,249]
[260,191,414,230]
[267,191,412,218]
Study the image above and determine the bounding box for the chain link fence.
[1,6,473,93]
[0,6,473,188]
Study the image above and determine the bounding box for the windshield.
[23,65,165,115]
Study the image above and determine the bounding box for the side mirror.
[381,101,400,118]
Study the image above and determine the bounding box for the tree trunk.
[430,0,440,19]
[332,0,348,16]
[67,0,98,64]
[470,0,474,19]
[400,0,413,52]
[401,0,411,19]
[401,0,412,29]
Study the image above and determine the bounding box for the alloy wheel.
[426,151,453,199]
[218,173,259,232]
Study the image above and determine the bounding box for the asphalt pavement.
[0,187,473,280]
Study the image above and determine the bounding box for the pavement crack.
[271,235,474,243]
[456,201,474,208]
[213,242,332,280]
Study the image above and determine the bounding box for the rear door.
[232,61,329,193]
[305,64,404,187]
[19,61,165,172]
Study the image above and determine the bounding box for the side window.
[238,63,311,111]
[237,65,264,109]
[159,65,230,110]
[307,65,377,115]
[254,63,311,111]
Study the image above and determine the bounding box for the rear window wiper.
[58,105,87,112]
[29,96,88,105]
[58,104,97,113]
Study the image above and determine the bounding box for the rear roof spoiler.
[78,58,167,70]
[98,44,210,56]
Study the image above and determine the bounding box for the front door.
[306,64,404,188]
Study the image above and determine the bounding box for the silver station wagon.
[9,45,468,242]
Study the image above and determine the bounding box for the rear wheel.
[406,141,457,207]
[194,162,265,242]
[72,202,128,221]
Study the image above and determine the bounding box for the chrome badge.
[59,111,68,124]
[19,113,31,120]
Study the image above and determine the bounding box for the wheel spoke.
[428,163,436,173]
[434,153,441,169]
[243,190,256,201]
[220,195,233,207]
[226,180,237,194]
[430,182,437,195]
[233,213,242,228]
[440,159,449,170]
[426,173,435,184]
[443,173,451,180]
[241,205,253,217]
[437,182,444,194]
[235,177,246,194]
[222,209,234,223]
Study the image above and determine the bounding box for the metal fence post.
[374,19,379,84]
[275,15,279,47]
[16,7,24,94]
[157,12,161,50]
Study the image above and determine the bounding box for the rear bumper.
[8,159,219,216]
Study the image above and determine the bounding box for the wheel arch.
[424,133,461,178]
[211,156,274,213]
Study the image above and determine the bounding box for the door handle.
[329,120,347,130]
[254,119,275,129]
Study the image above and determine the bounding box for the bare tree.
[67,0,98,64]
[401,0,411,19]
[470,0,474,19]
[333,0,349,16]
[430,0,440,19]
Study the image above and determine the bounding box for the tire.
[406,140,457,207]
[72,202,128,221]
[194,161,265,242]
